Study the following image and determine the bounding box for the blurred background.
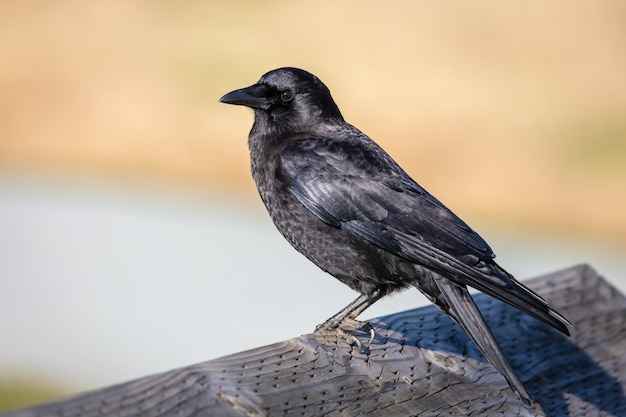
[1,1,625,411]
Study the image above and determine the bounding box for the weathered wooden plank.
[3,264,625,417]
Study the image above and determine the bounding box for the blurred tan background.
[1,1,625,242]
[1,0,625,411]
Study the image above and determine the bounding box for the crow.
[219,67,570,405]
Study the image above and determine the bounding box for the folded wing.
[281,133,570,335]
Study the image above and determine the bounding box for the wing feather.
[280,133,571,335]
[280,133,494,262]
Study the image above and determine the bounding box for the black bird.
[219,67,570,405]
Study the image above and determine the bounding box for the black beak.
[219,83,271,109]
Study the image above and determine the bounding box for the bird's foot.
[315,317,376,350]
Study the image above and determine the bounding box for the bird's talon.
[358,321,376,343]
[314,317,375,350]
[349,334,362,350]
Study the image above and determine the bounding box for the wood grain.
[4,264,625,416]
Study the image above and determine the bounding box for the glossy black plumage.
[220,67,570,405]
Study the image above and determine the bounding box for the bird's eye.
[280,90,293,102]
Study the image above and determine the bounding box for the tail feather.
[429,275,532,405]
[393,232,572,335]
[434,256,571,336]
[490,262,572,336]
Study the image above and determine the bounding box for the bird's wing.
[281,133,495,262]
[280,133,570,334]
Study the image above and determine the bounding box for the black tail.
[392,232,572,335]
[487,262,572,336]
[428,275,532,405]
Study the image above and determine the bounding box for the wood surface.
[3,264,625,417]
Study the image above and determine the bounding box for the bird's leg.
[315,289,383,345]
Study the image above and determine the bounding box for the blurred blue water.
[0,172,624,394]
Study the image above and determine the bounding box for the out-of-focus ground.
[1,1,625,411]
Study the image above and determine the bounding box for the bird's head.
[219,67,343,135]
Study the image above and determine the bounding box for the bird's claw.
[315,317,376,349]
[348,333,363,351]
[362,322,376,343]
